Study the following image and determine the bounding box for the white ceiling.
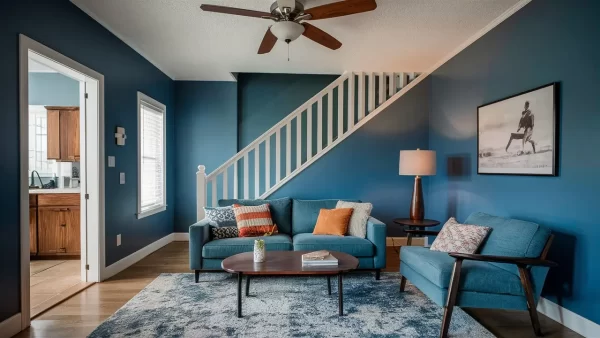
[71,0,522,81]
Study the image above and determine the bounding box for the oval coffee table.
[222,251,359,318]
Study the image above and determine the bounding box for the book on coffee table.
[302,251,338,266]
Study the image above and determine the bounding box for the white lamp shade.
[399,149,436,176]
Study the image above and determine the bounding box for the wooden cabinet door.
[64,207,81,254]
[63,109,80,161]
[47,110,60,160]
[30,207,37,255]
[37,207,65,255]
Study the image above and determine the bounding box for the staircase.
[196,71,423,220]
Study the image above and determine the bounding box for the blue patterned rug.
[88,272,494,337]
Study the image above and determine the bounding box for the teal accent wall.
[29,72,79,106]
[427,0,600,324]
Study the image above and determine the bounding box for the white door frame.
[18,34,105,330]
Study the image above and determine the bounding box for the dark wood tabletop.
[221,251,359,275]
[393,218,440,227]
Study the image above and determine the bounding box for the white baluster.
[408,72,416,82]
[211,177,217,207]
[347,74,354,131]
[358,72,365,121]
[254,145,260,198]
[223,169,228,199]
[233,161,238,199]
[286,122,291,176]
[389,72,397,97]
[327,88,333,145]
[275,129,281,183]
[399,72,407,90]
[317,98,323,152]
[379,72,385,106]
[296,114,301,168]
[196,165,207,221]
[368,72,375,113]
[243,153,249,199]
[265,137,270,191]
[307,104,312,160]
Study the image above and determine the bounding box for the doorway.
[19,35,105,328]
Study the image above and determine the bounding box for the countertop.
[29,188,81,194]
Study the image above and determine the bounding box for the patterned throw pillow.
[232,204,279,237]
[336,201,373,238]
[212,226,239,240]
[430,217,491,254]
[204,206,236,227]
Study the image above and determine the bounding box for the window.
[28,105,55,175]
[137,92,166,218]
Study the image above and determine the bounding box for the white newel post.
[197,165,207,222]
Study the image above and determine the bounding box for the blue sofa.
[399,212,556,338]
[190,198,387,281]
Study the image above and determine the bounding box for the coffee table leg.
[327,276,332,295]
[245,275,250,296]
[338,273,343,316]
[237,273,242,318]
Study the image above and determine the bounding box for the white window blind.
[137,93,166,218]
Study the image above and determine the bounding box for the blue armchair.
[399,212,557,338]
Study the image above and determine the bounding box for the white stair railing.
[197,71,421,220]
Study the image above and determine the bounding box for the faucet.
[30,170,43,189]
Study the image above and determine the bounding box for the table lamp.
[399,149,436,220]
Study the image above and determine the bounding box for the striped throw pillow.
[232,203,278,237]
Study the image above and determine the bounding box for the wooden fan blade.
[302,23,342,50]
[258,27,278,54]
[305,0,376,20]
[200,4,271,18]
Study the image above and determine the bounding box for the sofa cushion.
[464,212,551,274]
[219,197,292,235]
[293,233,374,257]
[292,199,360,235]
[400,246,525,296]
[202,234,292,259]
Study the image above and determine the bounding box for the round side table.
[393,218,440,246]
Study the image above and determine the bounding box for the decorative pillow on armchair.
[430,217,491,254]
[232,204,279,237]
[204,206,237,227]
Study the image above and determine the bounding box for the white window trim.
[137,91,167,219]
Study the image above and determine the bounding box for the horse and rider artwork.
[477,83,558,176]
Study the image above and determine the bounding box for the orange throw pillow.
[232,204,279,237]
[313,208,354,236]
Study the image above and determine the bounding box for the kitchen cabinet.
[30,193,80,257]
[46,106,80,162]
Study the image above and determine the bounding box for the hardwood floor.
[15,242,580,338]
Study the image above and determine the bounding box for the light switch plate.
[120,172,125,184]
[108,156,115,167]
[117,234,121,246]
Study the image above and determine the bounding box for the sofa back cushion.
[219,197,292,235]
[464,212,551,274]
[292,199,360,235]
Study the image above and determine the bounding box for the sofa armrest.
[448,252,558,267]
[189,219,212,270]
[366,216,387,269]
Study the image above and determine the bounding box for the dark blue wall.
[270,77,431,234]
[174,82,238,232]
[29,72,79,106]
[1,0,174,321]
[237,73,338,149]
[427,0,600,324]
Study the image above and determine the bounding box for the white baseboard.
[173,232,189,241]
[0,313,22,338]
[537,297,599,337]
[102,233,174,281]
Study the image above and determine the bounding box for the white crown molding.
[537,297,600,337]
[70,0,176,80]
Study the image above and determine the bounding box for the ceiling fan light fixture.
[271,21,305,43]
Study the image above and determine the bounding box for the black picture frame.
[477,82,559,176]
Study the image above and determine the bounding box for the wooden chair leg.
[400,276,407,292]
[195,270,200,283]
[375,269,381,280]
[440,259,463,338]
[518,266,542,337]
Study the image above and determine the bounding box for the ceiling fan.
[200,0,377,54]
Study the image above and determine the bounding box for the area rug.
[88,272,494,338]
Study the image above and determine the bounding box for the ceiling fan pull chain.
[288,43,290,62]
